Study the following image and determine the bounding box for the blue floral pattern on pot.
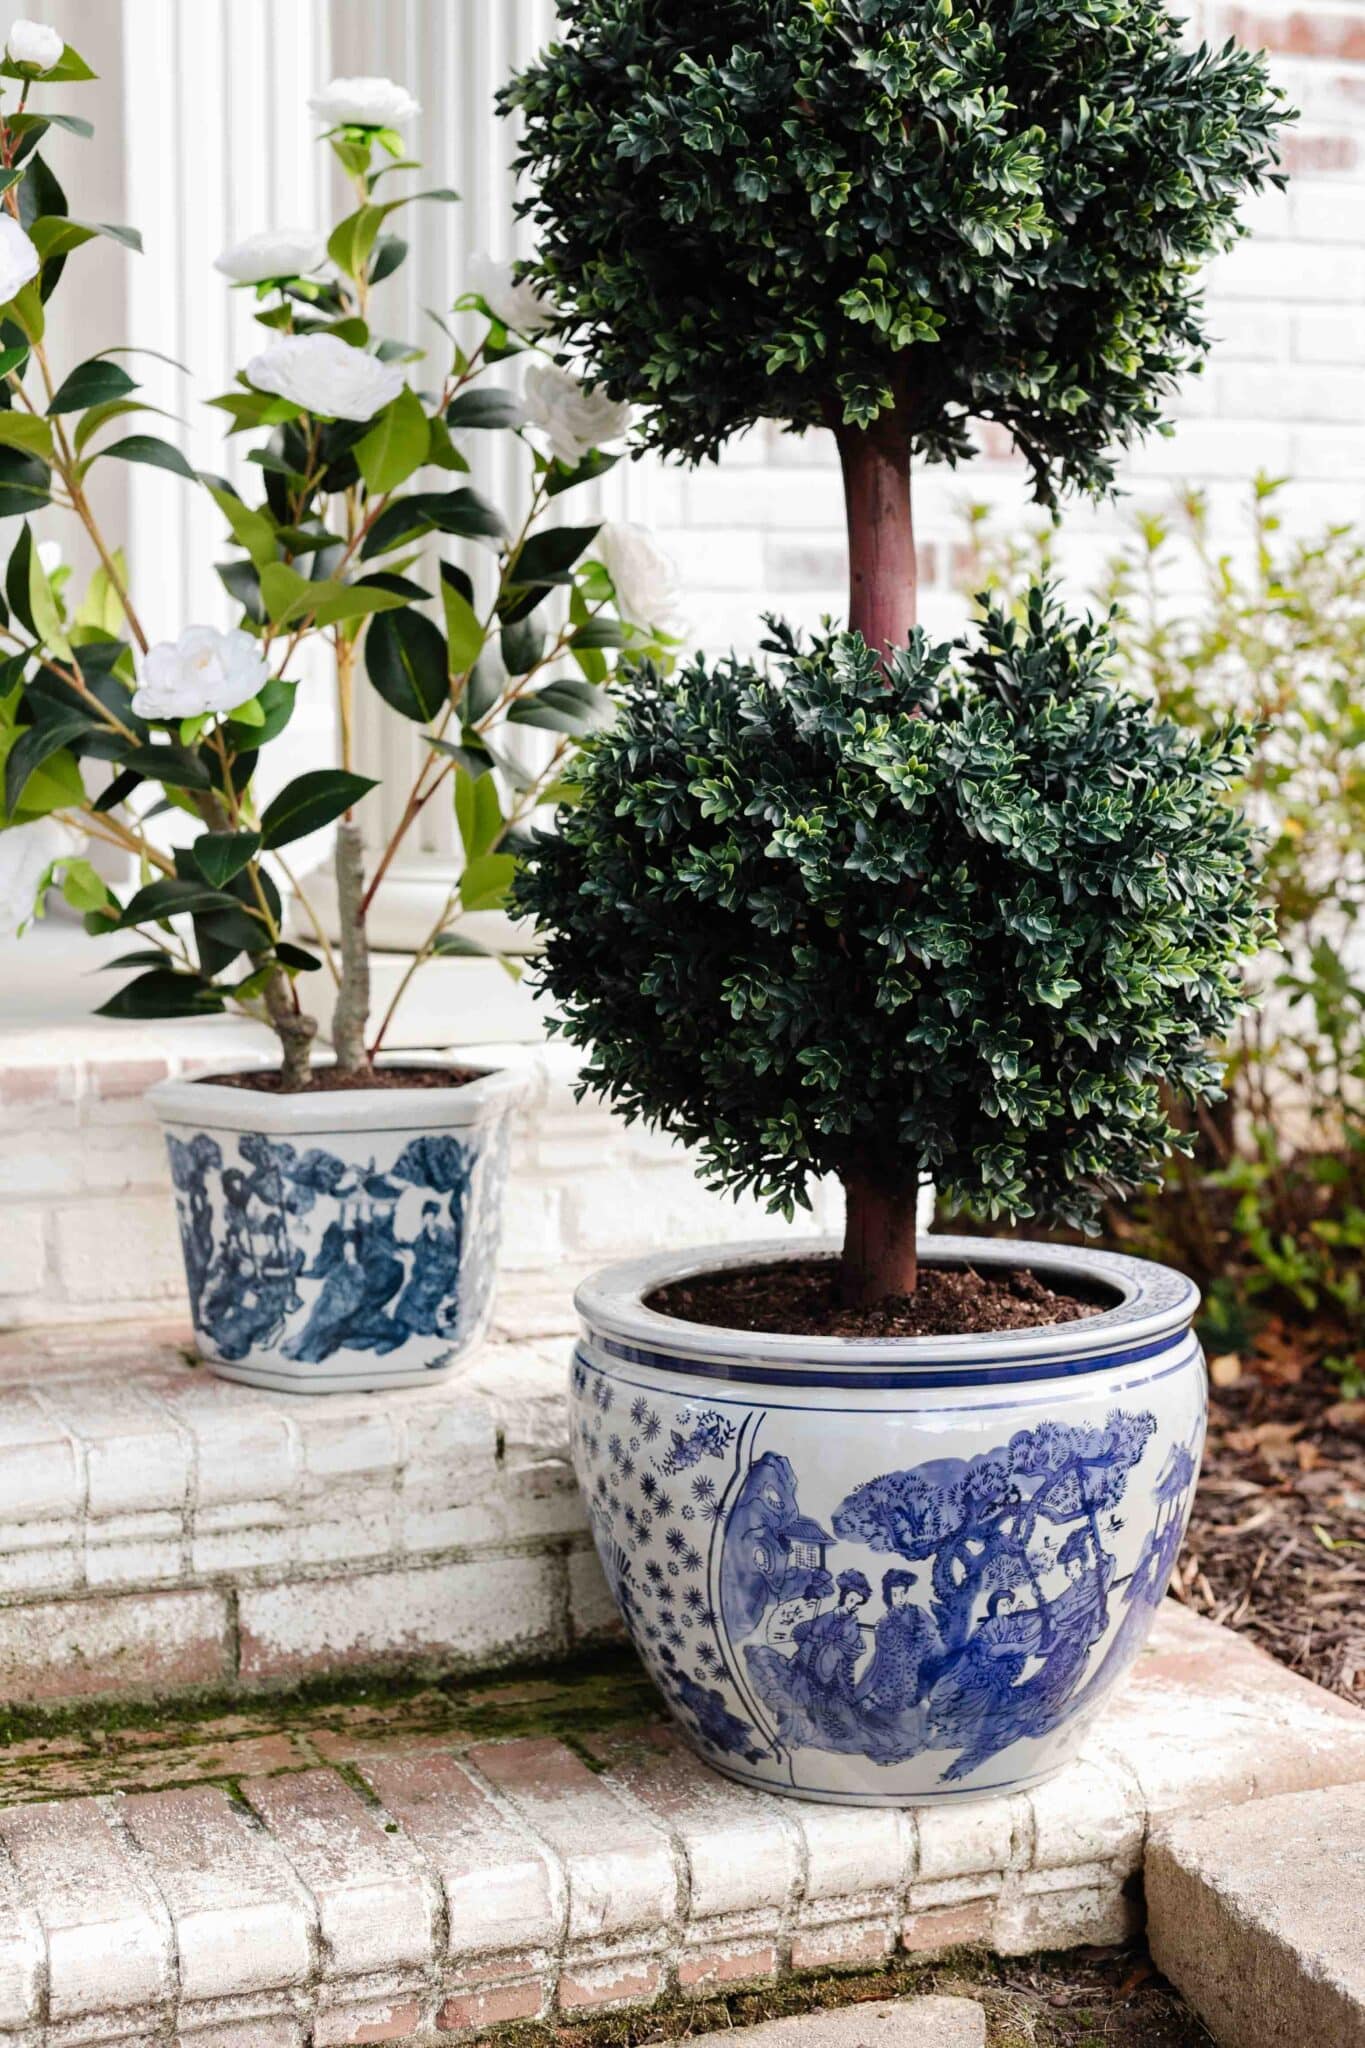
[571,1239,1207,1804]
[154,1087,515,1393]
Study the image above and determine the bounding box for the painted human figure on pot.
[166,1124,493,1371]
[716,1406,1198,1784]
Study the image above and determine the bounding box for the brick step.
[1147,1782,1365,2048]
[0,1606,1362,2044]
[0,1306,612,1706]
[673,2001,986,2048]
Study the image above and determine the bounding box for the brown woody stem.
[834,401,917,656]
[839,1171,921,1307]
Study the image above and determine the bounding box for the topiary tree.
[504,1,1289,653]
[514,589,1270,1302]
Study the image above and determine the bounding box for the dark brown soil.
[648,1256,1100,1339]
[200,1064,486,1094]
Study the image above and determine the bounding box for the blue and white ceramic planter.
[148,1058,526,1394]
[572,1235,1206,1805]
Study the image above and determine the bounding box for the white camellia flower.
[308,76,420,128]
[522,363,631,467]
[215,229,327,285]
[132,626,269,723]
[36,538,61,575]
[0,816,78,940]
[6,18,63,69]
[467,254,558,337]
[0,214,40,305]
[598,522,684,634]
[245,333,405,422]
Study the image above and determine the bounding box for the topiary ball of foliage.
[515,587,1269,1231]
[505,0,1288,499]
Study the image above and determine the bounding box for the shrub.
[516,586,1269,1301]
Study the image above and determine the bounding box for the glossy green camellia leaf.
[354,383,430,494]
[258,769,377,850]
[327,189,458,282]
[0,446,49,518]
[97,433,197,480]
[0,413,53,460]
[59,857,110,914]
[119,876,250,928]
[365,607,449,723]
[454,762,503,862]
[29,216,141,261]
[445,387,523,431]
[47,357,137,415]
[190,830,263,889]
[3,709,87,818]
[458,851,516,913]
[203,479,277,568]
[509,524,599,592]
[506,676,614,735]
[439,565,485,675]
[96,969,226,1021]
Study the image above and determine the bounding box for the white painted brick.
[49,1192,185,1306]
[1291,179,1365,243]
[0,1206,48,1299]
[34,1381,191,1518]
[118,1786,315,2003]
[360,1748,562,1966]
[237,1551,563,1680]
[788,1800,911,1907]
[293,1405,400,1480]
[84,1537,184,1588]
[476,1737,677,1949]
[1026,1758,1143,1873]
[568,1542,621,1646]
[242,1769,438,1983]
[1293,305,1365,361]
[1295,422,1365,477]
[0,1850,43,2028]
[914,1796,1019,1883]
[190,1526,299,1576]
[0,1798,172,2018]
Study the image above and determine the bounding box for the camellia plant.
[508,0,1290,1305]
[0,31,678,1086]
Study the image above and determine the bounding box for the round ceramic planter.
[571,1234,1206,1806]
[148,1057,527,1394]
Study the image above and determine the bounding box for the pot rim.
[147,1050,529,1135]
[575,1233,1199,1373]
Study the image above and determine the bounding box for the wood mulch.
[1172,1317,1365,1707]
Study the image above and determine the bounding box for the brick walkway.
[0,1603,1362,2045]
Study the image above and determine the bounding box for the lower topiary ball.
[514,585,1268,1301]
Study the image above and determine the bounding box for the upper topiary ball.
[514,588,1269,1297]
[505,0,1289,499]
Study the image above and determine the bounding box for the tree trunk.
[834,403,917,657]
[263,975,317,1091]
[839,1171,921,1307]
[331,818,373,1077]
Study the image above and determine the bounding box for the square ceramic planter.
[571,1234,1205,1805]
[148,1055,528,1393]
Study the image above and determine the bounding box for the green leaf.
[309,581,409,628]
[59,857,109,912]
[28,540,70,657]
[5,521,34,630]
[328,190,458,280]
[439,563,486,674]
[507,677,614,735]
[1,43,97,83]
[571,619,630,649]
[205,482,276,568]
[459,851,516,912]
[120,876,246,927]
[259,768,377,849]
[354,383,429,493]
[96,970,226,1021]
[47,357,137,415]
[191,830,262,887]
[511,523,600,590]
[445,387,524,430]
[73,397,167,456]
[4,709,86,817]
[0,412,52,460]
[454,762,504,861]
[0,446,49,518]
[29,216,141,261]
[365,607,449,723]
[545,448,621,497]
[228,675,294,744]
[98,434,196,480]
[501,610,546,676]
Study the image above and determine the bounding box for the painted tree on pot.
[507,0,1289,1306]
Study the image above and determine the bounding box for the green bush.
[515,586,1269,1298]
[506,0,1287,500]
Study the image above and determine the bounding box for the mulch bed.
[1173,1322,1365,1707]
